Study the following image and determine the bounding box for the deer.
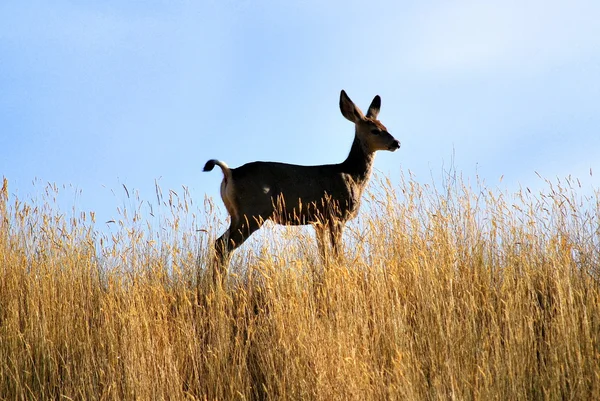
[203,90,400,273]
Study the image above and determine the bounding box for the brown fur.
[205,90,400,273]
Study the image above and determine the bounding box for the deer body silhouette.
[204,90,400,271]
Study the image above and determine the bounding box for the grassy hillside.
[1,175,599,400]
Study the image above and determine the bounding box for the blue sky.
[2,0,600,227]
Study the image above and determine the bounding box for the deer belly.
[270,194,349,225]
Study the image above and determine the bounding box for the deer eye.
[371,129,380,135]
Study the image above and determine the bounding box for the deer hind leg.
[214,216,264,276]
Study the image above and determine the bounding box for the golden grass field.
[1,174,599,400]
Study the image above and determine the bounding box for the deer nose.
[389,139,401,151]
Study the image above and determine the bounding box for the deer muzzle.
[388,139,401,151]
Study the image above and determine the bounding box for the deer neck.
[341,136,375,183]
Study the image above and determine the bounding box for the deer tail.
[203,159,232,183]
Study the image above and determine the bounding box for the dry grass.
[1,174,600,400]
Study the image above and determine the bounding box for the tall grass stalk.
[1,175,599,400]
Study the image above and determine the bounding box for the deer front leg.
[314,221,343,263]
[314,224,327,262]
[329,220,344,259]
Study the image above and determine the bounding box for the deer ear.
[339,90,365,123]
[366,95,381,119]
